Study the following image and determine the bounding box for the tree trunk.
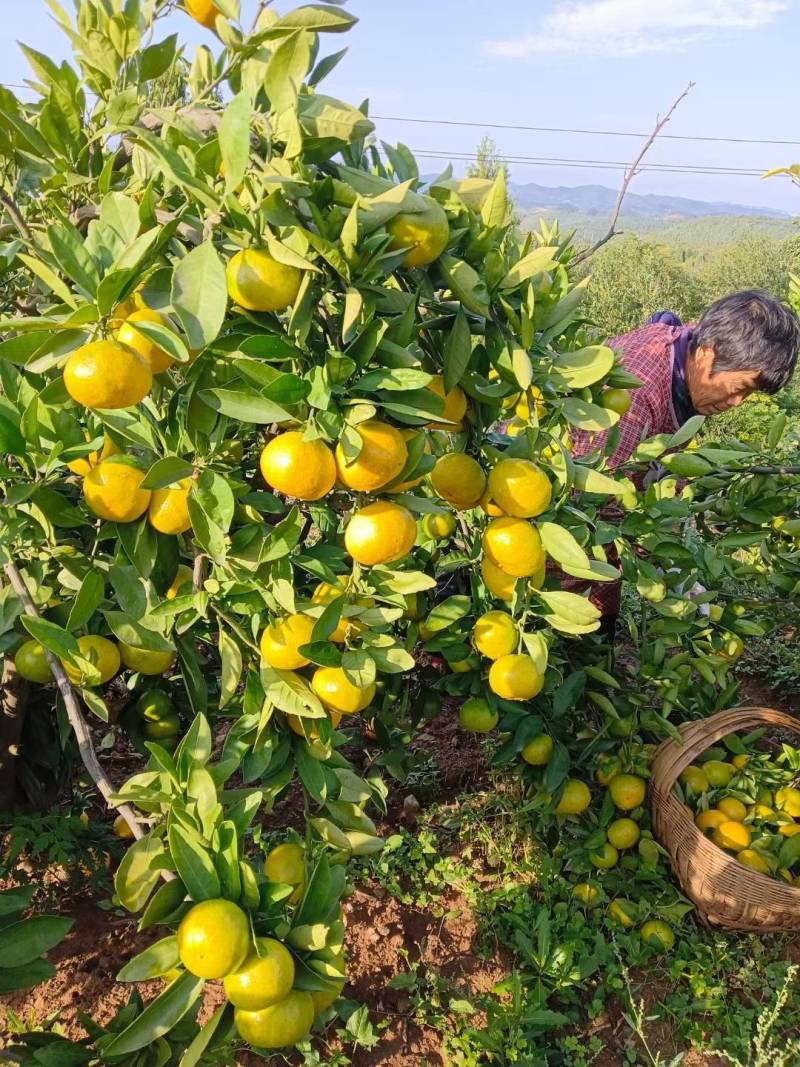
[0,656,29,813]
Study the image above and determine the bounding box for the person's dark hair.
[690,289,800,393]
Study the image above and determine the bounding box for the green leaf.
[424,595,471,633]
[541,276,590,332]
[66,571,105,632]
[115,831,165,913]
[511,347,532,391]
[265,31,314,114]
[20,615,78,660]
[521,631,549,675]
[561,397,619,432]
[0,413,25,456]
[219,91,253,194]
[104,611,174,652]
[261,665,326,718]
[117,935,180,981]
[0,958,55,994]
[141,457,195,491]
[172,242,227,351]
[537,591,601,634]
[0,915,73,967]
[139,878,188,931]
[357,367,432,392]
[341,649,376,689]
[168,825,221,903]
[0,886,35,916]
[198,388,293,424]
[500,246,556,290]
[443,310,471,394]
[123,317,190,365]
[481,168,508,229]
[177,1002,234,1067]
[538,523,590,570]
[16,253,77,309]
[139,34,179,82]
[100,971,205,1057]
[439,254,490,317]
[571,465,628,497]
[274,4,358,32]
[218,627,243,710]
[553,345,615,389]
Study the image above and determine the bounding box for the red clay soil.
[0,879,508,1066]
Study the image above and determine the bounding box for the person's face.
[686,346,760,416]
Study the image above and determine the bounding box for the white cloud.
[484,0,789,58]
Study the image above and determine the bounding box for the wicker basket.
[649,706,800,932]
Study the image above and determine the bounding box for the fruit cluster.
[678,733,800,884]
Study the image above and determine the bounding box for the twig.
[192,551,207,592]
[0,194,33,242]
[211,604,261,656]
[572,83,695,267]
[3,561,145,840]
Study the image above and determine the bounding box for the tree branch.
[0,194,33,243]
[572,83,695,267]
[3,561,145,840]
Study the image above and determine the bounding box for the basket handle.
[649,706,800,797]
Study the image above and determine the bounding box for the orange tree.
[0,0,789,1056]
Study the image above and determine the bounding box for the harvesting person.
[567,290,800,633]
[572,289,800,468]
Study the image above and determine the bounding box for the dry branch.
[3,560,145,840]
[572,83,695,267]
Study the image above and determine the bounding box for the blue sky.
[3,0,800,212]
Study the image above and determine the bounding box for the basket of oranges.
[649,706,800,931]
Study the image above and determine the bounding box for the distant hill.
[524,210,798,248]
[509,181,792,220]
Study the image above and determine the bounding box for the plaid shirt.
[558,322,689,615]
[571,321,686,468]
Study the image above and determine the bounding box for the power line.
[373,113,800,148]
[410,149,769,179]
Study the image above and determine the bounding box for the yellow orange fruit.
[386,198,449,268]
[480,556,520,602]
[712,820,751,851]
[119,643,176,676]
[572,882,600,906]
[679,765,709,795]
[14,640,52,683]
[64,340,152,410]
[117,308,177,373]
[702,760,735,788]
[487,459,552,519]
[148,479,192,535]
[260,431,337,501]
[600,388,632,416]
[421,511,457,541]
[640,919,674,952]
[83,459,151,523]
[473,611,518,660]
[731,754,750,770]
[521,733,553,766]
[695,809,727,834]
[425,375,467,431]
[233,990,315,1050]
[776,787,800,817]
[736,849,770,875]
[264,842,306,904]
[514,387,545,421]
[458,697,499,733]
[590,842,619,869]
[608,899,637,928]
[607,817,640,850]
[344,501,416,566]
[223,938,295,1011]
[63,635,120,686]
[166,565,194,600]
[430,453,486,510]
[311,666,375,714]
[226,248,302,313]
[482,517,545,578]
[260,614,316,670]
[67,433,118,476]
[488,654,544,701]
[184,0,220,29]
[608,774,646,811]
[113,814,134,840]
[286,709,343,738]
[555,779,591,816]
[479,489,505,517]
[717,797,747,822]
[177,899,250,979]
[335,420,407,492]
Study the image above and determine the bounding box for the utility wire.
[410,148,766,176]
[373,114,800,148]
